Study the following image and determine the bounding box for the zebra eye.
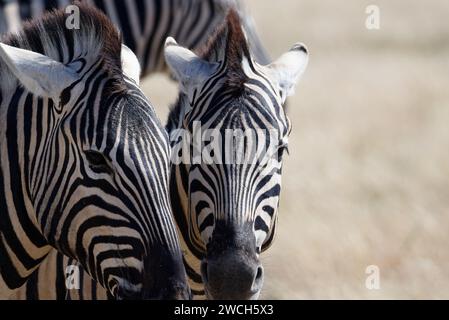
[85,150,112,174]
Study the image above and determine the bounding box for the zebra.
[3,0,271,301]
[164,9,309,299]
[0,0,270,77]
[11,7,308,300]
[0,3,190,299]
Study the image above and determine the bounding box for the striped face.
[165,10,308,299]
[178,59,291,255]
[50,71,185,299]
[0,6,189,300]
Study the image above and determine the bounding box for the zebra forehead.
[204,101,281,129]
[106,92,165,137]
[197,9,251,90]
[0,2,126,92]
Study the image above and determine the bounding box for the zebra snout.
[141,247,191,300]
[201,253,264,300]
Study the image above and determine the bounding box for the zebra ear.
[268,43,309,100]
[164,37,218,93]
[0,42,78,98]
[121,44,141,85]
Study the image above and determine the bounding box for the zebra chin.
[113,283,191,300]
[200,252,264,300]
[107,271,191,300]
[105,248,191,300]
[200,224,264,300]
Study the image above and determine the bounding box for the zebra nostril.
[252,266,264,292]
[255,266,263,280]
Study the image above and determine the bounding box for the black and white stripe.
[9,249,107,299]
[0,0,270,76]
[10,7,308,301]
[164,10,308,299]
[7,3,288,300]
[0,4,189,299]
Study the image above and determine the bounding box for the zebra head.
[0,5,189,299]
[165,10,308,299]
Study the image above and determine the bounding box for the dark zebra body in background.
[0,3,189,299]
[0,0,270,76]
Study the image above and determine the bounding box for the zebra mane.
[0,2,126,93]
[166,9,251,133]
[197,8,250,91]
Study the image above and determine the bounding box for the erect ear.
[267,43,309,101]
[121,44,141,85]
[0,42,79,98]
[164,37,219,94]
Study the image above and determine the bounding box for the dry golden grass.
[142,0,449,299]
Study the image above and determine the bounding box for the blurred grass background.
[142,0,449,299]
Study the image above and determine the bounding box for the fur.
[0,2,126,94]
